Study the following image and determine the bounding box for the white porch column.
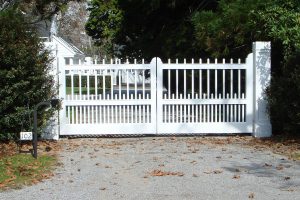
[252,41,272,137]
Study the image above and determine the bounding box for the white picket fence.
[56,42,272,137]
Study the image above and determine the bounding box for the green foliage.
[251,1,300,57]
[0,8,55,140]
[85,0,123,56]
[268,52,300,134]
[192,0,269,58]
[86,0,218,61]
[192,0,300,135]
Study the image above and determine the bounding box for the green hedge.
[0,9,55,141]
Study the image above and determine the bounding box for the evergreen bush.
[0,8,55,141]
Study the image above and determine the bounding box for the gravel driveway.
[1,137,300,200]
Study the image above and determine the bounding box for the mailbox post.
[33,99,60,159]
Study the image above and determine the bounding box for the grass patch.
[0,154,56,190]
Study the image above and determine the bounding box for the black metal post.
[32,101,52,159]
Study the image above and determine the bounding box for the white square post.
[252,41,272,137]
[42,43,60,140]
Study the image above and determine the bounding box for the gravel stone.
[1,137,300,200]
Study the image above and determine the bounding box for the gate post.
[150,57,159,133]
[41,42,60,140]
[252,42,272,137]
[155,57,163,134]
[57,55,67,138]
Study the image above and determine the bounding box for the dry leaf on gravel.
[248,192,255,199]
[280,188,294,192]
[149,169,184,177]
[213,169,223,174]
[276,165,284,170]
[264,163,272,167]
[233,174,240,179]
[204,169,223,174]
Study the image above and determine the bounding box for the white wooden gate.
[59,59,157,135]
[156,55,253,134]
[58,42,272,137]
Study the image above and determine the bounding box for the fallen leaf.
[264,163,272,167]
[233,174,240,179]
[149,169,184,177]
[31,179,39,184]
[235,168,241,172]
[45,146,52,152]
[276,165,284,170]
[248,192,255,199]
[280,188,294,192]
[213,170,223,174]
